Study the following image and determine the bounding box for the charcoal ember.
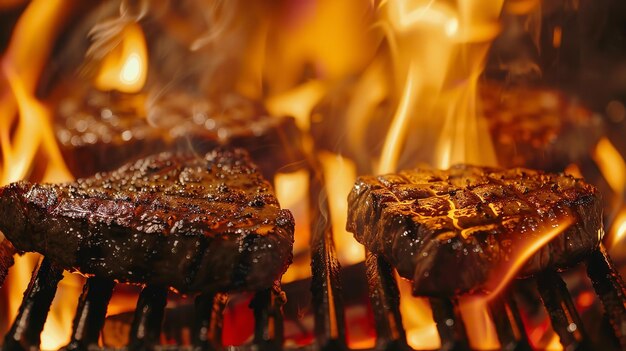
[0,148,294,294]
[481,82,604,171]
[53,87,304,179]
[347,165,603,296]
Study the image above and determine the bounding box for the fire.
[593,137,626,251]
[398,277,441,350]
[460,217,574,350]
[484,217,574,297]
[266,81,327,131]
[459,297,499,350]
[593,137,626,196]
[609,208,626,251]
[94,22,148,94]
[275,169,312,283]
[378,0,501,172]
[0,0,78,348]
[318,152,364,267]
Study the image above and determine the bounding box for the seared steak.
[53,87,304,179]
[0,148,294,293]
[481,82,603,171]
[347,165,602,296]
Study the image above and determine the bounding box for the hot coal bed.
[2,1,626,351]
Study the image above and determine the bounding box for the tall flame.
[0,0,77,349]
[378,0,502,173]
[94,22,148,94]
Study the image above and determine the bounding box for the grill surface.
[1,168,626,351]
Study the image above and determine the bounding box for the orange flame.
[592,137,626,250]
[608,208,626,251]
[460,217,574,350]
[398,277,441,350]
[593,137,626,196]
[94,22,148,94]
[275,169,313,283]
[378,0,502,172]
[0,0,78,348]
[318,152,364,267]
[485,217,574,298]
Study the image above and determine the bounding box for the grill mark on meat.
[0,148,294,294]
[347,165,602,296]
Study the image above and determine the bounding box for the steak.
[481,82,603,171]
[347,165,602,296]
[53,87,304,179]
[0,148,294,293]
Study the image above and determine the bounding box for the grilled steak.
[481,82,603,171]
[0,148,294,293]
[53,87,304,179]
[347,165,602,296]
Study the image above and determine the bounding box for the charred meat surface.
[53,88,304,179]
[0,148,294,293]
[0,237,15,286]
[347,165,602,296]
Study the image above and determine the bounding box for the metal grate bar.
[536,270,591,351]
[429,298,470,351]
[488,293,532,351]
[251,283,286,349]
[64,277,115,351]
[309,170,348,351]
[3,257,63,351]
[128,285,168,351]
[586,244,626,349]
[193,292,228,350]
[364,251,411,351]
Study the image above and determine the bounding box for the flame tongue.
[93,21,148,94]
[378,0,502,173]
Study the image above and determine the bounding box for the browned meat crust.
[54,88,304,179]
[0,237,15,286]
[347,165,603,296]
[481,83,603,171]
[0,148,294,293]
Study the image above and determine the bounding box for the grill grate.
[1,172,626,351]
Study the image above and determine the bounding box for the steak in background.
[481,82,604,171]
[347,165,602,296]
[0,148,294,293]
[53,86,304,179]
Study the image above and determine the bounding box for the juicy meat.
[347,165,602,296]
[0,148,294,293]
[0,237,15,286]
[481,82,603,171]
[53,87,304,179]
